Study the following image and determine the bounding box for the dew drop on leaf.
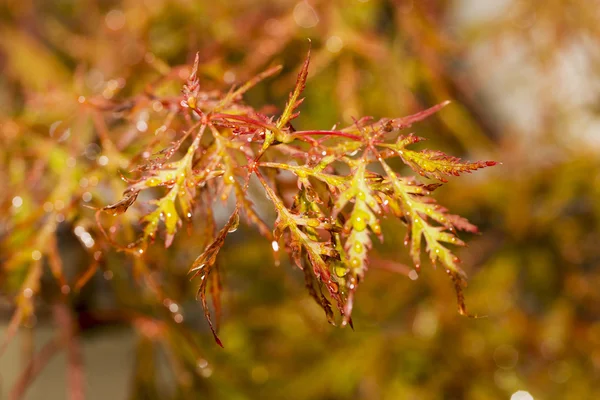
[227,212,240,233]
[334,265,347,277]
[353,241,363,253]
[307,219,320,228]
[352,209,369,232]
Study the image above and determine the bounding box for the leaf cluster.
[92,47,497,344]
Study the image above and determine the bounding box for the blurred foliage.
[2,0,600,399]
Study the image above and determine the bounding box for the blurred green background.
[2,0,600,399]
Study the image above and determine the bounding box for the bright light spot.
[271,241,279,252]
[98,155,109,166]
[103,270,114,280]
[31,250,42,261]
[511,391,534,400]
[293,1,319,28]
[105,9,126,30]
[56,214,65,223]
[200,366,213,377]
[61,285,71,294]
[326,36,344,53]
[174,313,184,323]
[152,101,163,112]
[82,192,92,202]
[136,120,148,132]
[78,96,86,103]
[408,269,419,280]
[23,288,34,298]
[54,200,65,211]
[107,79,119,91]
[12,196,23,208]
[223,70,236,84]
[169,303,179,313]
[74,226,85,236]
[197,359,209,369]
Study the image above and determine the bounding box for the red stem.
[291,130,362,141]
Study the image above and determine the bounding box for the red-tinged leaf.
[277,44,310,129]
[96,190,140,216]
[397,149,497,182]
[389,101,451,130]
[209,265,222,330]
[343,102,450,136]
[183,53,201,109]
[189,209,239,347]
[303,261,335,325]
[447,269,479,317]
[445,214,479,233]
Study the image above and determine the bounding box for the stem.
[291,130,363,141]
[10,338,63,400]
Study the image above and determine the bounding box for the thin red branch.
[9,337,63,400]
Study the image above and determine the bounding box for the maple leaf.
[380,135,497,182]
[188,209,240,347]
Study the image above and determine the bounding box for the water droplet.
[350,257,361,269]
[352,209,370,232]
[334,265,347,277]
[356,191,366,201]
[225,174,235,184]
[408,270,419,280]
[31,250,42,260]
[271,241,279,252]
[353,241,363,253]
[12,196,23,208]
[23,288,33,298]
[228,213,240,233]
[146,177,161,187]
[329,281,339,293]
[307,219,320,228]
[372,223,381,235]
